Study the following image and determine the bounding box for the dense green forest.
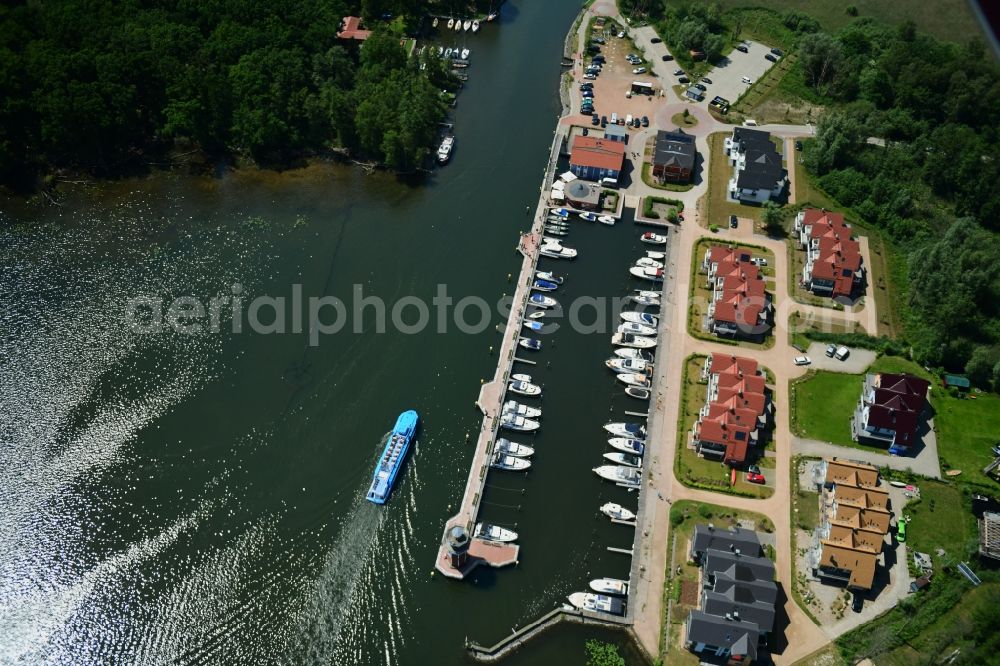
[0,0,488,188]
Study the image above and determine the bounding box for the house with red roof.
[851,372,930,454]
[569,135,626,181]
[337,16,372,41]
[794,208,865,299]
[701,244,772,340]
[691,353,771,468]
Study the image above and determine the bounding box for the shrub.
[845,5,859,16]
[697,504,713,519]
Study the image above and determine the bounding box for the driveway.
[803,344,876,374]
[793,436,942,479]
[692,41,779,113]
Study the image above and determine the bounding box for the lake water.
[0,2,654,664]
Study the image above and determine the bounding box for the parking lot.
[576,29,663,133]
[682,40,779,114]
[630,25,676,87]
[803,343,877,374]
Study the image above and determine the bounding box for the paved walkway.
[793,436,941,479]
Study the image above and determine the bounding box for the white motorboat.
[527,311,546,319]
[641,232,667,245]
[546,214,569,224]
[494,438,534,458]
[432,17,439,28]
[503,400,541,419]
[512,373,533,382]
[611,332,657,349]
[444,47,453,58]
[518,337,542,351]
[615,348,652,361]
[620,311,658,326]
[536,271,564,284]
[532,278,559,292]
[634,257,664,269]
[635,290,661,299]
[539,242,577,259]
[616,372,651,388]
[455,18,463,31]
[578,211,598,222]
[567,592,625,616]
[550,207,571,218]
[604,422,646,439]
[463,19,472,30]
[618,322,656,336]
[608,437,645,455]
[630,295,660,306]
[600,502,636,522]
[437,46,444,56]
[523,320,544,332]
[508,379,541,397]
[592,465,641,488]
[629,266,664,282]
[499,413,539,432]
[492,451,532,469]
[543,227,568,236]
[447,17,455,28]
[604,451,642,467]
[606,357,651,373]
[598,215,616,225]
[646,250,665,260]
[626,387,651,400]
[472,19,480,32]
[590,578,629,595]
[461,48,470,59]
[437,136,455,163]
[529,293,557,308]
[475,522,518,542]
[487,12,497,21]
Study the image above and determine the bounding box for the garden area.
[641,196,684,221]
[674,355,775,498]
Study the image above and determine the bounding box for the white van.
[610,112,618,124]
[743,119,758,127]
[835,346,850,361]
[601,177,619,189]
[625,114,633,125]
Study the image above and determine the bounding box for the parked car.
[582,127,589,136]
[836,346,850,361]
[601,115,608,127]
[633,118,641,128]
[641,115,649,127]
[584,73,596,80]
[701,77,712,84]
[582,90,594,98]
[673,68,685,76]
[677,76,689,84]
[580,83,593,90]
[765,53,777,62]
[746,471,766,484]
[650,37,662,43]
[793,356,811,366]
[591,115,600,125]
[795,140,803,151]
[852,594,864,613]
[693,83,707,91]
[618,30,625,38]
[751,257,768,266]
[747,464,762,475]
[593,37,605,44]
[735,44,749,53]
[770,47,783,56]
[825,344,837,357]
[661,54,672,61]
[897,520,907,542]
[633,67,646,74]
[741,76,753,84]
[729,215,738,228]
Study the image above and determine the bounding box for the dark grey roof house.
[703,589,776,633]
[685,610,760,663]
[704,549,776,584]
[690,524,762,563]
[728,127,786,203]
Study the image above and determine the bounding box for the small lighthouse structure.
[446,525,471,570]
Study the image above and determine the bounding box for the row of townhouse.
[692,354,773,467]
[685,524,778,665]
[724,127,787,204]
[852,372,930,455]
[807,458,894,592]
[701,245,773,340]
[793,208,866,300]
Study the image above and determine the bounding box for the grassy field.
[791,355,1000,485]
[902,481,976,568]
[675,355,775,498]
[700,132,768,229]
[787,310,863,351]
[712,0,982,46]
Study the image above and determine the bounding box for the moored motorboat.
[646,250,665,260]
[608,437,645,455]
[604,422,647,439]
[641,232,667,245]
[437,135,455,163]
[475,522,518,542]
[494,438,534,458]
[503,400,541,419]
[518,337,542,351]
[578,211,598,222]
[536,271,564,284]
[621,311,658,326]
[630,295,660,306]
[600,502,636,522]
[547,215,569,224]
[629,266,664,282]
[543,227,568,236]
[539,241,577,259]
[527,311,546,319]
[508,378,541,396]
[499,413,539,432]
[616,372,651,388]
[463,19,472,30]
[615,348,652,361]
[634,257,664,269]
[437,46,444,56]
[532,278,559,291]
[523,320,543,332]
[447,17,455,28]
[604,451,642,467]
[472,19,480,32]
[606,357,651,373]
[455,18,463,31]
[567,592,625,616]
[433,17,439,27]
[592,465,641,488]
[512,373,533,382]
[529,293,557,308]
[598,215,616,225]
[626,387,651,400]
[492,451,532,469]
[444,47,453,58]
[590,578,629,595]
[635,289,661,299]
[550,207,571,218]
[618,321,656,336]
[461,48,470,59]
[611,332,657,349]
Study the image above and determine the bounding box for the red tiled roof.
[714,261,761,282]
[703,402,759,431]
[863,373,929,447]
[877,374,930,400]
[713,295,764,329]
[338,16,372,40]
[695,419,750,464]
[570,136,626,171]
[810,236,862,298]
[802,209,852,242]
[718,274,768,300]
[708,354,759,378]
[716,372,767,397]
[716,387,768,417]
[709,245,752,265]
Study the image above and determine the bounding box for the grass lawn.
[792,643,845,666]
[787,310,863,351]
[731,54,799,123]
[700,133,770,230]
[932,390,1000,484]
[712,0,982,46]
[902,481,976,568]
[790,370,859,446]
[675,355,774,498]
[640,162,694,192]
[670,111,698,128]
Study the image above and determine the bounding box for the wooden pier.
[467,608,629,662]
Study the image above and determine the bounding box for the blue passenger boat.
[366,410,419,505]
